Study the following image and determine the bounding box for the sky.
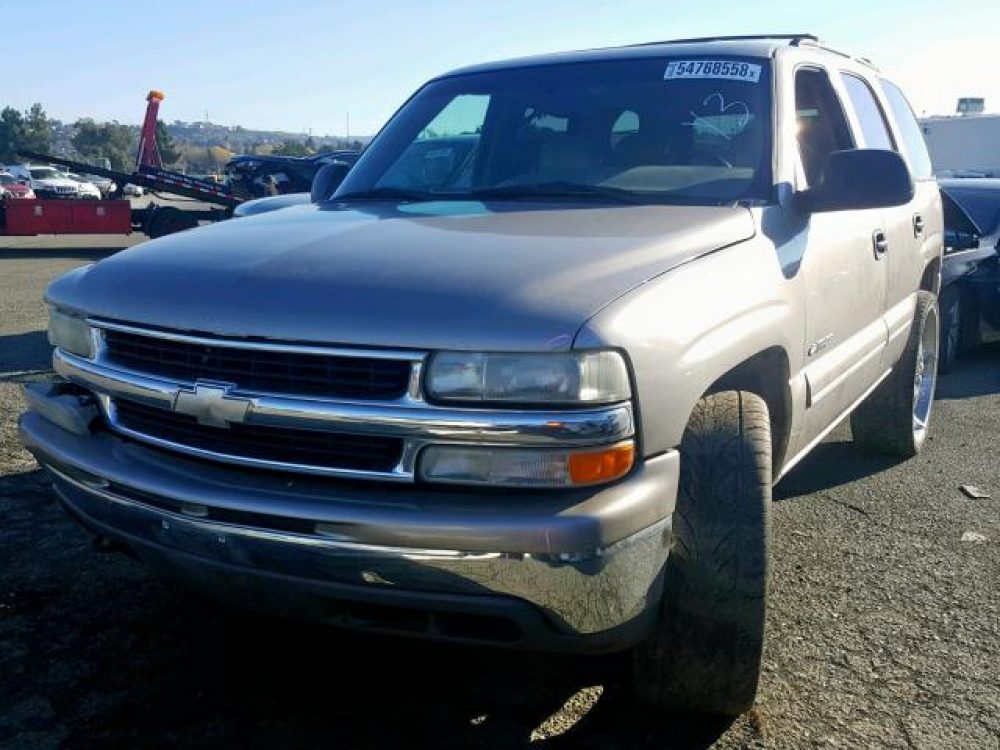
[5,0,998,136]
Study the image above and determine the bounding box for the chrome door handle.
[873,230,889,259]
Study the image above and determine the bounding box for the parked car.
[122,183,144,197]
[232,154,357,218]
[65,173,103,200]
[226,150,360,199]
[83,174,117,198]
[938,179,1000,369]
[0,171,36,199]
[5,164,81,199]
[22,35,943,717]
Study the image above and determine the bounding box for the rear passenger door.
[877,79,943,364]
[838,71,914,366]
[795,67,890,438]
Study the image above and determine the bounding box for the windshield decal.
[664,60,762,83]
[685,93,752,140]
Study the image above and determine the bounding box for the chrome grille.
[102,328,412,400]
[112,399,404,474]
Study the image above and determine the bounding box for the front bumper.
[20,407,678,652]
[33,189,79,199]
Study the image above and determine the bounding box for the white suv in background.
[6,164,81,199]
[66,173,103,199]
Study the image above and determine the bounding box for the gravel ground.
[1,235,998,749]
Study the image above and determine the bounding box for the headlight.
[420,441,635,487]
[47,309,95,358]
[425,350,631,404]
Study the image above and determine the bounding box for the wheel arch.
[920,255,942,296]
[702,346,793,476]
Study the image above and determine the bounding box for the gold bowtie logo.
[172,382,251,428]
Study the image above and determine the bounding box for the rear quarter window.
[879,79,934,179]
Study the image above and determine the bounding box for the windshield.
[29,167,65,180]
[337,57,772,205]
[0,174,14,185]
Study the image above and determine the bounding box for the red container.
[1,199,132,235]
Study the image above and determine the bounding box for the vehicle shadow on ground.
[775,438,898,501]
[139,605,738,749]
[0,246,123,262]
[936,342,1000,400]
[0,468,741,750]
[0,330,52,380]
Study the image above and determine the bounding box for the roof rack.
[631,33,820,47]
[626,34,883,70]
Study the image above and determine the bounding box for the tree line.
[0,102,181,171]
[2,102,364,175]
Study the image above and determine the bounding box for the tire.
[850,290,939,458]
[937,285,961,374]
[146,208,199,239]
[631,390,771,716]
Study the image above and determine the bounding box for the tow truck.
[1,91,242,239]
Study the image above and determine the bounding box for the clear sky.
[5,0,997,136]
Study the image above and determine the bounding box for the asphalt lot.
[0,233,998,749]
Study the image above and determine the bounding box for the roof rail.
[630,33,820,47]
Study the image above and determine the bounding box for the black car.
[225,150,361,199]
[939,179,1000,371]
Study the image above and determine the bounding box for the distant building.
[920,98,1000,177]
[956,97,985,116]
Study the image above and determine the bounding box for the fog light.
[419,441,634,487]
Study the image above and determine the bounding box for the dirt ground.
[1,235,998,749]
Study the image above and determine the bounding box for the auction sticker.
[664,60,762,82]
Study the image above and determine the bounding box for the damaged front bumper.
[19,383,679,652]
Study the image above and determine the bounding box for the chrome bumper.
[20,409,678,647]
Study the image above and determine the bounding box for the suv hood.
[48,202,755,351]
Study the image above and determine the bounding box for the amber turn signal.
[568,442,635,485]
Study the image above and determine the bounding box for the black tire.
[850,290,938,458]
[146,207,199,239]
[631,390,771,716]
[937,285,961,374]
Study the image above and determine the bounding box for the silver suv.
[21,34,943,715]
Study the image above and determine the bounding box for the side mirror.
[311,161,352,203]
[18,179,29,185]
[798,149,914,213]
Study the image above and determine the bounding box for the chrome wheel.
[913,304,939,441]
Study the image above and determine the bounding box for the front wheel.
[851,290,939,457]
[631,390,771,716]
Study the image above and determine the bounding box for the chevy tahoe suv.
[21,34,943,715]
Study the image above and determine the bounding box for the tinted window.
[941,187,1000,235]
[841,74,895,150]
[880,79,933,179]
[795,68,854,186]
[341,58,774,204]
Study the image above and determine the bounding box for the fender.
[575,237,804,455]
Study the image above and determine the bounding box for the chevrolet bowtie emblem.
[172,382,252,428]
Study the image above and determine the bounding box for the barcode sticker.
[664,60,762,83]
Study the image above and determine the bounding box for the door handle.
[872,230,889,259]
[913,214,925,237]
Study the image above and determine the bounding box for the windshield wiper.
[334,186,438,202]
[469,182,642,203]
